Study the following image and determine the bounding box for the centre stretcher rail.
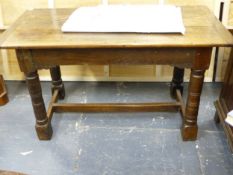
[47,89,185,122]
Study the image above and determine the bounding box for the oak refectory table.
[0,6,232,140]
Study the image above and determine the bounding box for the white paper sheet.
[61,5,185,34]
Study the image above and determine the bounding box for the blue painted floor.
[0,81,233,175]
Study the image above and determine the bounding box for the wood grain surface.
[0,6,233,49]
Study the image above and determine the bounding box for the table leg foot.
[36,122,53,140]
[0,94,8,106]
[170,67,184,99]
[50,66,65,100]
[181,124,198,141]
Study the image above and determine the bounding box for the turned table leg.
[26,71,52,140]
[181,69,205,141]
[50,66,65,99]
[170,67,184,99]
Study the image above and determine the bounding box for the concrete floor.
[0,81,233,175]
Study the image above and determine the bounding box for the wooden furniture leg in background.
[214,112,220,123]
[50,66,65,99]
[26,71,52,140]
[0,74,9,105]
[170,67,184,98]
[182,69,205,141]
[214,47,233,151]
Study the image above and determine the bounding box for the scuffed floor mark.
[73,149,83,172]
[117,82,127,89]
[159,116,165,120]
[204,101,215,112]
[63,113,88,136]
[78,149,82,156]
[150,117,156,126]
[128,126,136,133]
[75,113,84,130]
[78,125,90,134]
[116,82,130,103]
[196,140,205,175]
[20,150,33,156]
[75,121,79,130]
[74,113,90,133]
[13,94,30,100]
[75,113,84,131]
[81,91,87,103]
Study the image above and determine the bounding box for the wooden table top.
[1,6,233,49]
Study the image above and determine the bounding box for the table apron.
[15,47,213,74]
